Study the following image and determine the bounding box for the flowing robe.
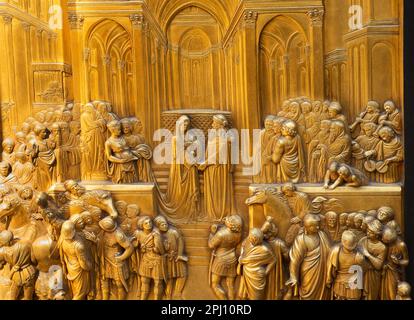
[328,133,351,164]
[59,237,92,299]
[30,138,56,191]
[124,133,153,182]
[381,240,408,300]
[273,135,306,183]
[254,130,277,184]
[289,231,331,300]
[203,132,235,221]
[358,237,387,300]
[308,130,330,182]
[105,136,138,184]
[159,135,201,222]
[80,111,106,180]
[353,134,380,178]
[238,243,276,300]
[379,110,402,135]
[374,137,403,183]
[12,161,34,185]
[265,239,288,300]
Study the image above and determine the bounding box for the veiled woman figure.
[158,115,201,222]
[80,103,107,180]
[105,120,138,184]
[199,115,235,221]
[120,118,153,182]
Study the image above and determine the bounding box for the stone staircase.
[177,223,211,267]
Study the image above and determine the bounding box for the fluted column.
[68,13,87,104]
[307,8,325,100]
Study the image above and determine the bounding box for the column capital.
[307,9,324,27]
[130,13,147,29]
[241,10,258,29]
[68,14,84,30]
[21,21,31,31]
[2,14,13,25]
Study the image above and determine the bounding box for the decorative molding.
[68,14,84,30]
[21,21,31,31]
[241,10,258,29]
[103,54,111,65]
[307,9,324,27]
[324,49,347,65]
[130,13,148,31]
[2,14,12,25]
[118,60,126,70]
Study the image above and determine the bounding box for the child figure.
[396,282,412,300]
[121,204,140,237]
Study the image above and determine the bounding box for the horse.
[245,187,294,240]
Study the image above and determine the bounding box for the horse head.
[246,187,294,240]
[81,190,118,219]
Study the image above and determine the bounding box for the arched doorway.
[259,16,310,117]
[86,19,133,117]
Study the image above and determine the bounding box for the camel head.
[245,187,280,206]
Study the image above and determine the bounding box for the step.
[186,247,210,257]
[180,228,210,238]
[187,256,210,266]
[183,237,208,247]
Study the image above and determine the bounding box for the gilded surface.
[0,0,410,300]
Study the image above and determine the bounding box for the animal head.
[0,195,22,220]
[245,187,282,206]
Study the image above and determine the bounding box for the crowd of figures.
[0,101,238,223]
[0,101,154,189]
[0,179,188,300]
[209,184,410,300]
[255,98,403,185]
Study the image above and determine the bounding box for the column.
[307,8,325,100]
[68,14,87,104]
[240,10,260,130]
[130,13,150,141]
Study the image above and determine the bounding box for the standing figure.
[208,215,243,300]
[377,100,402,135]
[160,115,201,222]
[80,103,107,181]
[327,121,352,165]
[134,216,166,300]
[381,227,409,300]
[324,211,341,243]
[271,120,306,183]
[261,217,289,300]
[358,219,387,300]
[105,120,138,184]
[377,206,401,236]
[366,126,403,183]
[254,115,277,184]
[2,138,15,165]
[0,231,37,300]
[12,152,34,186]
[154,216,188,299]
[238,228,276,300]
[97,217,133,300]
[58,221,93,300]
[199,115,235,221]
[286,214,331,300]
[308,120,331,182]
[120,118,153,182]
[326,231,365,300]
[349,101,380,135]
[28,124,56,191]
